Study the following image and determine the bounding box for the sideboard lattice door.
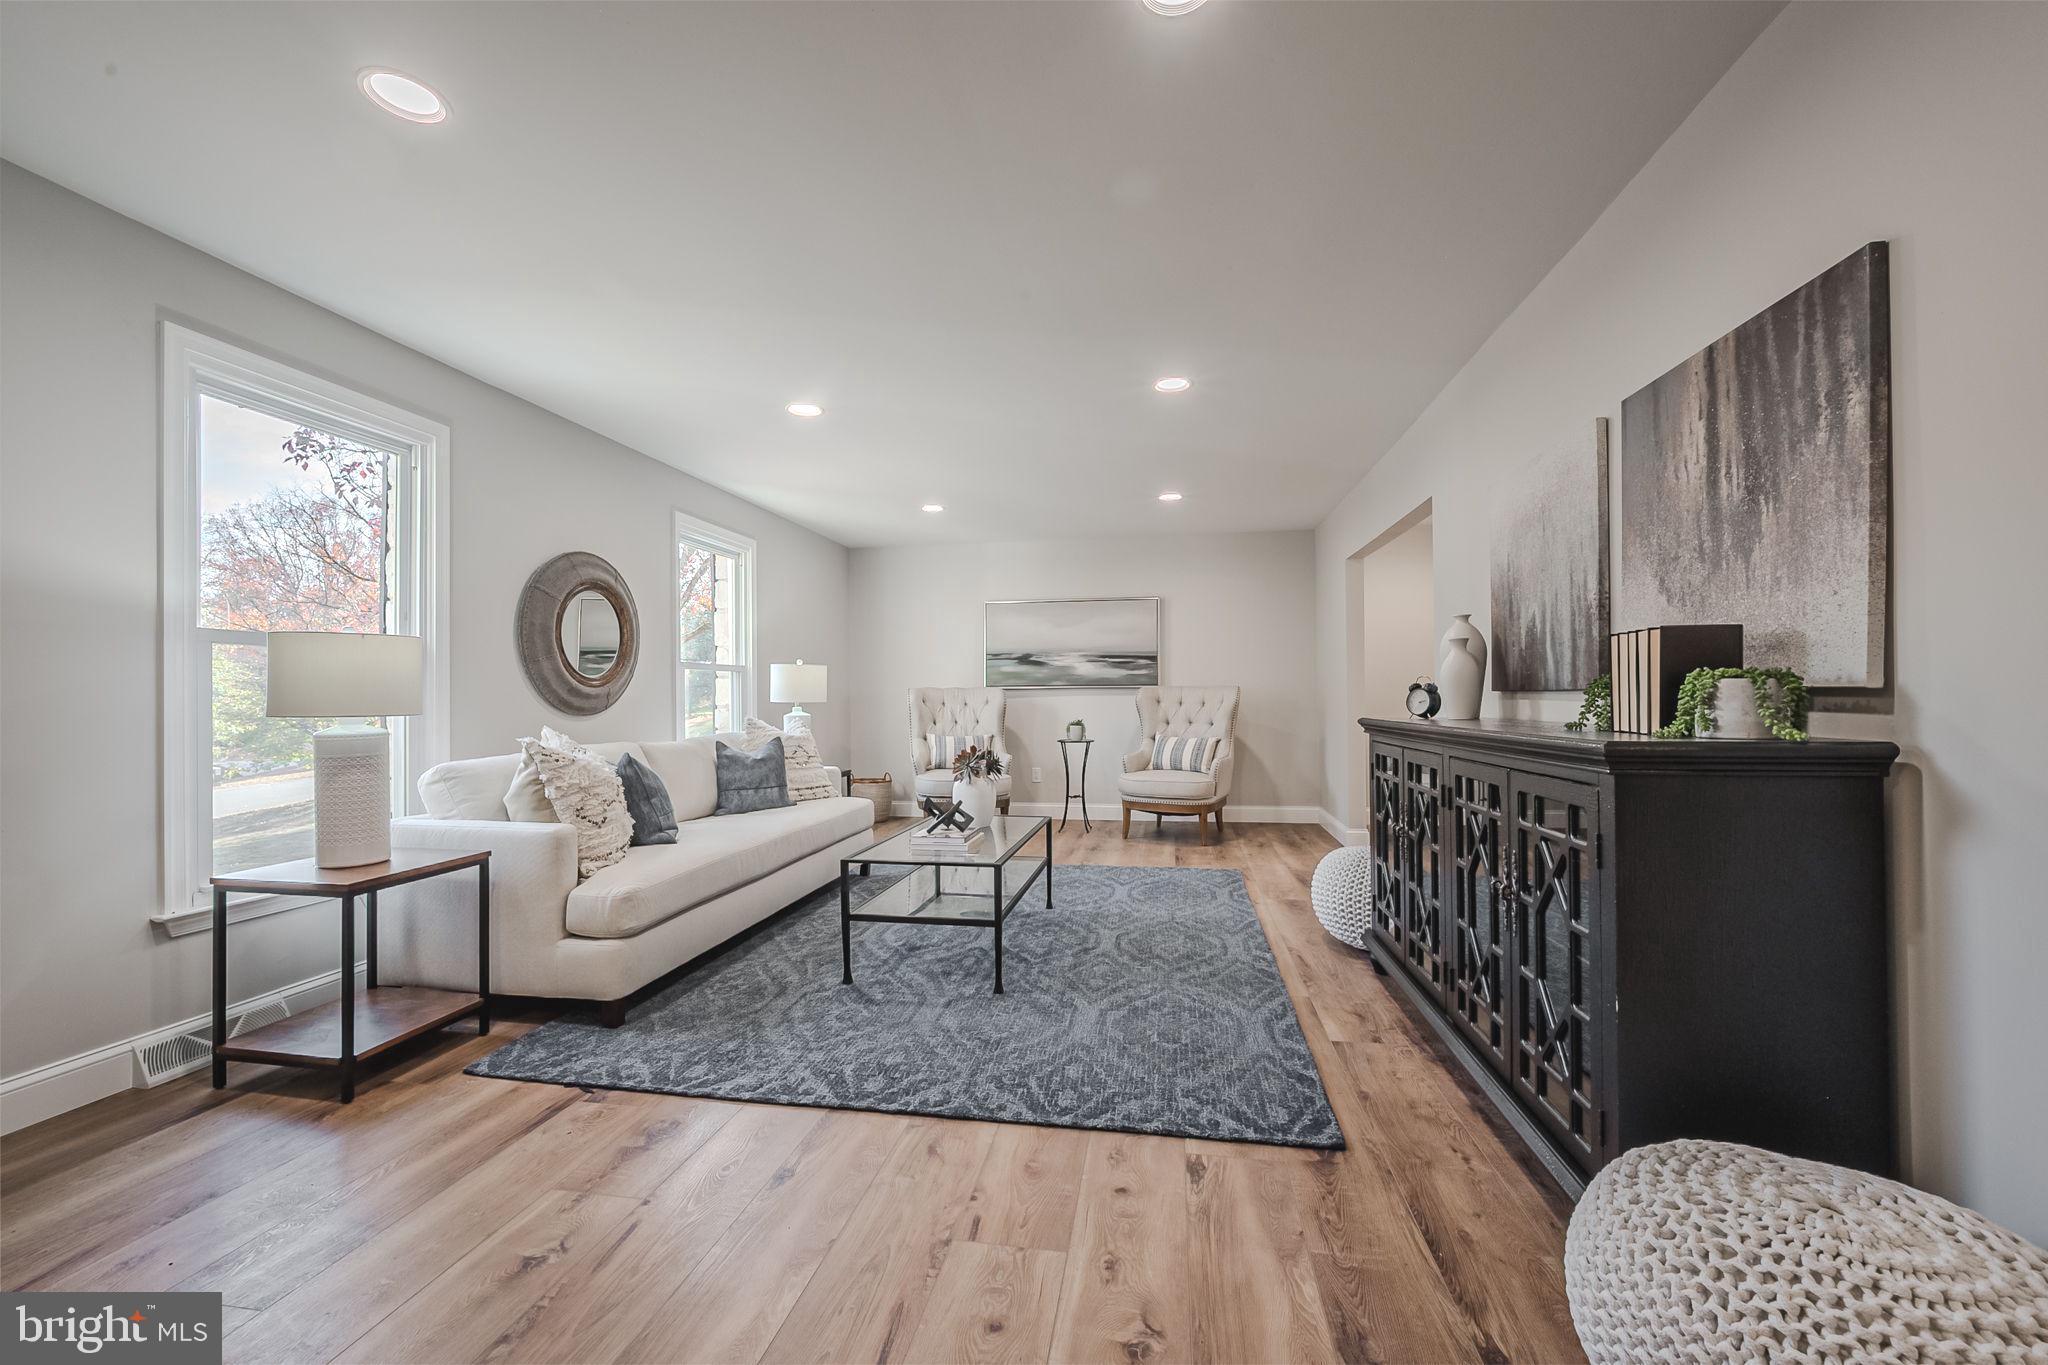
[1508,773,1604,1164]
[1448,760,1510,1076]
[1401,749,1448,999]
[1368,744,1405,955]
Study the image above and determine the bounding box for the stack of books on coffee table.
[908,826,988,856]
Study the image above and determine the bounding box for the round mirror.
[516,552,639,715]
[559,591,622,679]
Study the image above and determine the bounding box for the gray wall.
[847,533,1320,817]
[1313,2,2048,1240]
[0,164,850,1080]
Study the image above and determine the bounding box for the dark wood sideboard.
[1355,716,1897,1198]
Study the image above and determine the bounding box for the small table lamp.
[770,659,827,735]
[266,631,425,867]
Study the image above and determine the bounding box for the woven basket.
[849,773,894,824]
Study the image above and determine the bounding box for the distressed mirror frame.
[516,551,639,715]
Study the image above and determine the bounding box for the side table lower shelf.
[215,986,484,1070]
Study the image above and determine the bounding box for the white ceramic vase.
[1698,677,1777,739]
[953,775,998,828]
[1437,614,1488,720]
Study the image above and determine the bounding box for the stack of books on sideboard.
[1609,624,1744,733]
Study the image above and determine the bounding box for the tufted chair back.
[1134,686,1239,758]
[908,687,1010,772]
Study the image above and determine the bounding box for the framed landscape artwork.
[1490,418,1610,691]
[1618,242,1890,687]
[984,597,1160,688]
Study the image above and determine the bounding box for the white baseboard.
[1317,809,1369,846]
[0,962,368,1136]
[889,799,1325,825]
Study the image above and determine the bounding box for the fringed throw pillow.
[516,726,631,879]
[743,716,834,802]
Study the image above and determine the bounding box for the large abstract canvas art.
[1619,242,1890,687]
[985,597,1160,688]
[1490,418,1609,691]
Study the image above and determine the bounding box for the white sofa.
[378,735,874,1024]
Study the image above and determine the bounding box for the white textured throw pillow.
[743,716,834,802]
[516,726,631,879]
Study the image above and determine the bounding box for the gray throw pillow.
[715,737,791,815]
[615,752,678,845]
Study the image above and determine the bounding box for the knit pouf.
[1565,1139,2048,1364]
[1310,846,1373,949]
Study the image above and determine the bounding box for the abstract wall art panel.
[984,597,1160,688]
[1618,242,1890,687]
[1490,418,1610,691]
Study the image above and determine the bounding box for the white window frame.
[673,508,757,737]
[156,323,450,932]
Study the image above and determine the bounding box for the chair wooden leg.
[1197,809,1211,844]
[1121,804,1131,838]
[1213,805,1225,837]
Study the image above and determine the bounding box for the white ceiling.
[0,0,1779,547]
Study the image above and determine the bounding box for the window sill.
[150,892,328,938]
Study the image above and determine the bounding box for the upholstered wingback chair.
[907,687,1013,811]
[1118,685,1239,842]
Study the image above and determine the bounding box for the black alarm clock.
[1406,677,1441,719]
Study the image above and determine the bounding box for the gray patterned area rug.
[468,864,1344,1148]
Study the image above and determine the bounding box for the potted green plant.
[1066,719,1087,741]
[1564,674,1612,732]
[950,744,1006,827]
[1657,666,1810,741]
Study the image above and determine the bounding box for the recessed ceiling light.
[1158,492,1184,502]
[785,402,823,418]
[357,68,447,124]
[1142,0,1207,15]
[921,504,945,513]
[1153,377,1191,394]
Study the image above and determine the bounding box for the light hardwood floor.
[1,819,1583,1364]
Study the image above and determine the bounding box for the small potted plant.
[950,744,1006,827]
[1657,666,1810,741]
[1563,674,1612,732]
[1066,719,1087,741]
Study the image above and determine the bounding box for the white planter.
[1437,614,1488,721]
[953,776,998,828]
[1066,724,1086,741]
[1698,677,1778,739]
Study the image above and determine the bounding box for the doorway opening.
[1345,502,1435,833]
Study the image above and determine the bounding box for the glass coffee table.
[841,814,1052,994]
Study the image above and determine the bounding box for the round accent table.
[1056,738,1093,832]
[1310,846,1373,949]
[1566,1139,2048,1364]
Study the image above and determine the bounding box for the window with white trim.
[160,325,447,920]
[675,510,755,737]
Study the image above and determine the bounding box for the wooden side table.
[210,848,491,1102]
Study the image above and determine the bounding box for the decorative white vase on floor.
[953,776,998,828]
[1437,614,1488,720]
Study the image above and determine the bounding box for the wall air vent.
[132,1001,290,1086]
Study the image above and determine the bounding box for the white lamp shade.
[769,661,828,705]
[266,631,425,718]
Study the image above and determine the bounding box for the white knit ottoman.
[1310,846,1373,949]
[1565,1140,2048,1364]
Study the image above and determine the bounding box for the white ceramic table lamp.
[266,631,425,867]
[769,660,827,735]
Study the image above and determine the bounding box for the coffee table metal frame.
[839,815,1052,994]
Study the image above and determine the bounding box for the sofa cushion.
[506,737,644,822]
[1118,766,1219,803]
[637,736,729,823]
[566,796,874,938]
[418,754,521,820]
